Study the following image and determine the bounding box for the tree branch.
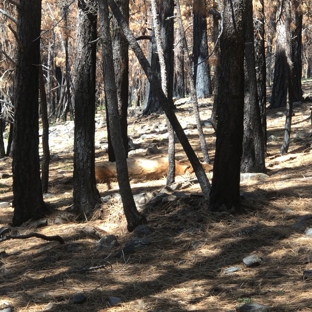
[0,8,17,24]
[1,232,65,244]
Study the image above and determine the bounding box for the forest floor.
[1,82,312,312]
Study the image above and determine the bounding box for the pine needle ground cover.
[0,86,312,311]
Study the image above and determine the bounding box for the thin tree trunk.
[99,0,146,231]
[254,0,267,150]
[151,0,175,185]
[39,60,50,193]
[108,0,129,161]
[241,0,265,173]
[280,1,294,155]
[176,0,210,164]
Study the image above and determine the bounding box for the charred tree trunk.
[280,1,294,155]
[143,0,174,115]
[270,7,288,109]
[12,0,46,226]
[39,61,50,193]
[291,1,303,103]
[99,0,146,231]
[241,0,265,173]
[193,0,211,98]
[209,0,245,212]
[107,0,129,161]
[73,0,101,218]
[173,19,185,98]
[209,3,221,131]
[254,0,267,150]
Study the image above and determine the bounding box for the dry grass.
[1,88,312,311]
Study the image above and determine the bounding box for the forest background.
[1,0,312,311]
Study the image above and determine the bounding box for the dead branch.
[68,262,112,273]
[1,232,65,244]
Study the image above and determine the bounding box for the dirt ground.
[1,84,312,311]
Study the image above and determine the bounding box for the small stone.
[96,235,118,250]
[43,193,53,198]
[134,225,153,237]
[162,194,177,203]
[305,228,312,237]
[72,293,87,304]
[0,202,10,208]
[224,266,241,274]
[0,307,12,312]
[236,303,269,312]
[243,254,262,267]
[303,270,312,279]
[44,302,54,310]
[54,217,66,224]
[36,219,48,228]
[108,296,122,306]
[66,243,83,252]
[101,195,112,203]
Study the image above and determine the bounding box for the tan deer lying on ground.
[95,156,212,188]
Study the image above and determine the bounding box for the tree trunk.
[39,60,50,193]
[280,1,294,155]
[0,104,5,158]
[209,3,221,131]
[73,0,101,218]
[107,0,211,198]
[176,0,210,164]
[193,0,211,98]
[241,0,265,173]
[291,1,303,103]
[173,19,185,98]
[150,0,176,185]
[209,0,245,212]
[270,5,288,109]
[254,0,267,150]
[143,0,174,115]
[107,0,129,161]
[12,0,46,226]
[99,0,146,231]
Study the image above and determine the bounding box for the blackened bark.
[73,0,101,217]
[241,0,265,173]
[209,2,221,130]
[254,0,267,150]
[0,104,5,158]
[39,62,50,193]
[291,2,303,102]
[143,0,174,115]
[173,22,185,98]
[209,0,245,212]
[99,0,146,231]
[193,0,211,98]
[176,0,210,164]
[270,14,288,108]
[12,0,46,226]
[280,1,294,155]
[107,0,211,198]
[108,0,129,161]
